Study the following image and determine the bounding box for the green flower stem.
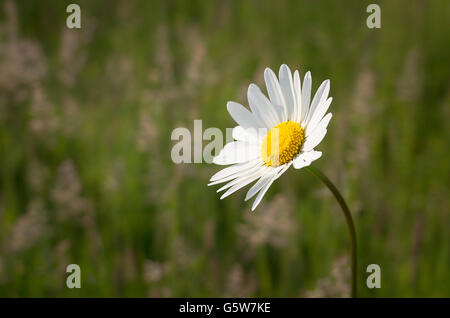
[306,166,357,298]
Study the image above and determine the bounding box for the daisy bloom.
[209,64,333,210]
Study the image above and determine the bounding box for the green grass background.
[0,0,449,297]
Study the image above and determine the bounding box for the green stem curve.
[306,166,357,298]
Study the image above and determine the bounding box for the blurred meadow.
[0,0,449,297]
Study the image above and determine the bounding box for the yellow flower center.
[261,121,304,167]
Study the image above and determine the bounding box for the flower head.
[209,65,332,210]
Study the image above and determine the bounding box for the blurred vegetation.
[0,0,449,297]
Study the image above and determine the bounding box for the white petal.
[293,156,310,169]
[209,161,262,186]
[246,162,289,204]
[302,129,327,152]
[304,80,330,126]
[251,171,277,211]
[306,97,332,135]
[264,67,287,122]
[220,167,267,199]
[209,160,259,182]
[232,126,259,142]
[279,65,296,121]
[213,141,259,165]
[275,162,291,178]
[301,150,323,162]
[292,151,322,169]
[293,70,302,123]
[245,172,272,201]
[227,101,261,130]
[248,84,279,128]
[300,71,311,125]
[217,165,266,192]
[306,112,332,138]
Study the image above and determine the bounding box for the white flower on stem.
[209,65,332,210]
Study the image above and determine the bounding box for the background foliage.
[0,0,449,297]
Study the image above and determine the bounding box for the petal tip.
[264,67,276,76]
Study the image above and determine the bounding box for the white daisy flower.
[209,64,333,211]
